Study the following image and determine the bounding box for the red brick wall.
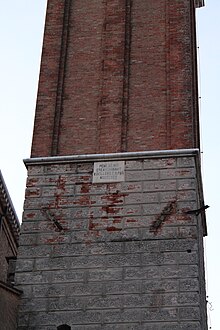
[31,0,199,157]
[31,1,66,157]
[128,0,199,151]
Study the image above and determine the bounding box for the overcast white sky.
[0,1,219,329]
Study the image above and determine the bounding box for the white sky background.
[0,1,219,328]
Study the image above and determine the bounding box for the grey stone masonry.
[15,150,208,329]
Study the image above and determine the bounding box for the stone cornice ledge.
[24,149,200,166]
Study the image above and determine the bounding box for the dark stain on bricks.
[101,194,122,204]
[26,178,39,187]
[56,175,66,191]
[80,183,91,194]
[101,191,127,217]
[51,175,67,209]
[113,217,122,224]
[25,212,36,219]
[106,226,122,232]
[88,211,100,235]
[127,184,140,191]
[89,221,99,231]
[102,191,128,204]
[74,196,96,206]
[80,175,91,182]
[26,189,40,197]
[127,210,136,215]
[100,192,127,231]
[89,213,98,231]
[102,205,121,215]
[53,195,59,209]
[126,219,137,223]
[45,236,66,244]
[101,216,108,222]
[150,201,176,235]
[177,212,192,222]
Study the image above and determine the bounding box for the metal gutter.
[24,149,200,166]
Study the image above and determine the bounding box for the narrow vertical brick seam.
[98,0,127,153]
[96,0,107,153]
[190,0,200,149]
[121,0,132,152]
[165,0,172,149]
[51,0,71,156]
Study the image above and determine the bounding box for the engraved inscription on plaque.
[93,161,125,183]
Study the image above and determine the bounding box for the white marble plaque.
[93,161,125,183]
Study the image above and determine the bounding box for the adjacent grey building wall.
[15,151,207,329]
[0,282,21,330]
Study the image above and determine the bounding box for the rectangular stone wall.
[16,152,207,329]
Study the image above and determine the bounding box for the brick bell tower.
[16,0,208,329]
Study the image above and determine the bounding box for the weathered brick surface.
[16,155,207,329]
[31,0,200,157]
